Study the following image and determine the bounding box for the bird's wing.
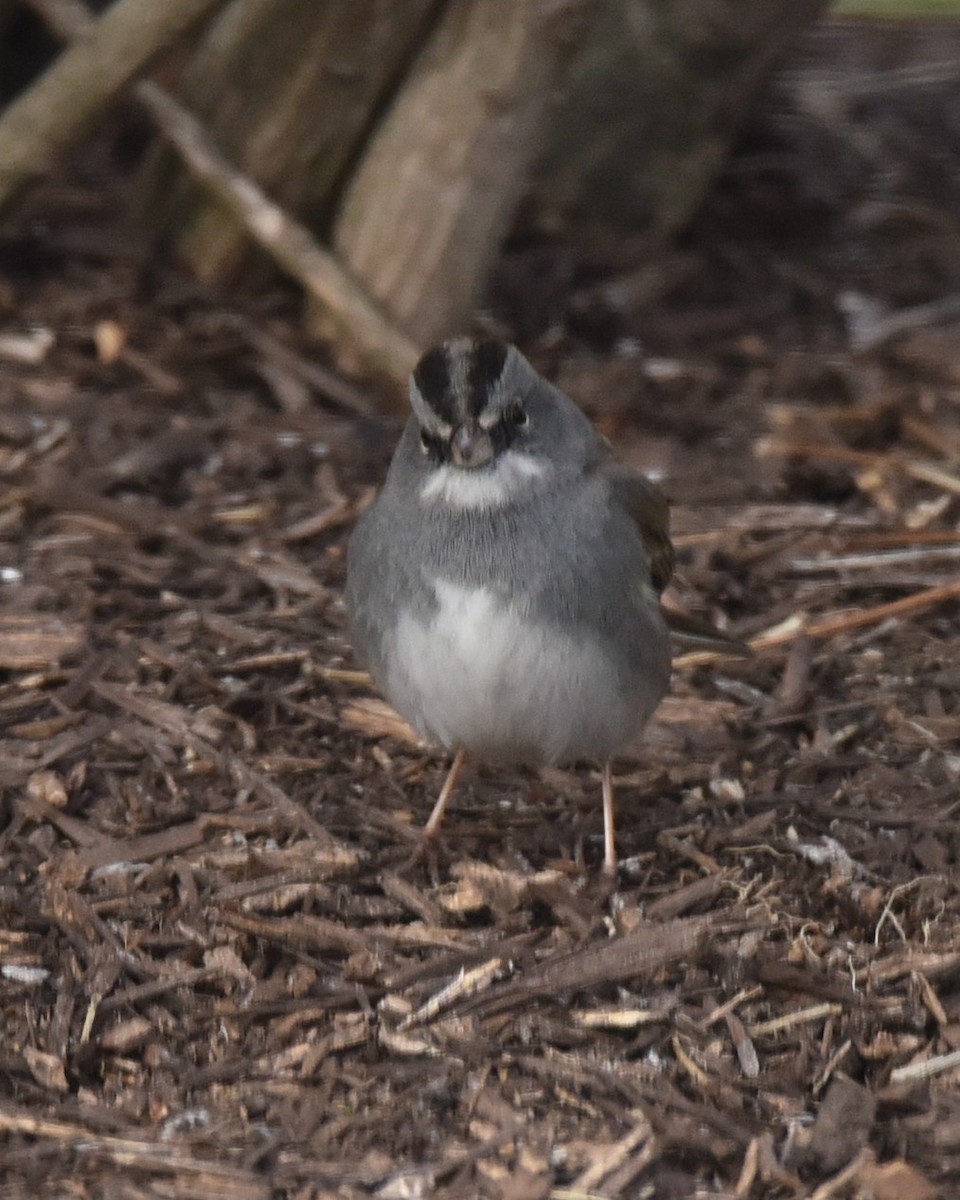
[606,465,675,596]
[607,462,751,657]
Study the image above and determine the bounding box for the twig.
[905,460,960,497]
[754,437,881,467]
[145,82,421,384]
[399,958,507,1030]
[890,1046,960,1085]
[797,578,960,642]
[571,1114,653,1191]
[734,1137,760,1198]
[226,316,376,417]
[697,986,764,1031]
[749,1002,844,1038]
[791,545,960,572]
[0,1105,267,1190]
[848,529,960,550]
[785,58,960,101]
[675,578,960,665]
[839,289,960,354]
[808,1149,873,1200]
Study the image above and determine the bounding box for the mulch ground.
[2,17,960,1200]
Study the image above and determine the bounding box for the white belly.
[386,580,652,765]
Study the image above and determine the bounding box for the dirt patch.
[1,17,959,1199]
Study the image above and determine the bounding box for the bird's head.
[409,338,532,471]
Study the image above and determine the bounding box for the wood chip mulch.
[1,18,960,1200]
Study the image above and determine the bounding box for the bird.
[345,336,735,879]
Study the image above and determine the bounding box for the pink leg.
[602,761,618,881]
[423,745,468,842]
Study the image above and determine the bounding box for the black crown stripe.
[412,345,456,425]
[467,339,509,418]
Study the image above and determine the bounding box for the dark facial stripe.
[413,345,456,425]
[467,339,508,418]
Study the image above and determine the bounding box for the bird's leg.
[601,761,618,882]
[422,745,468,843]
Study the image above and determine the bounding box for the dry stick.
[846,292,960,354]
[754,437,882,466]
[137,82,420,384]
[850,528,960,549]
[773,577,960,644]
[790,544,960,572]
[906,459,960,496]
[676,577,960,668]
[758,436,960,496]
[25,0,421,386]
[0,0,229,210]
[0,1105,267,1187]
[890,1045,960,1085]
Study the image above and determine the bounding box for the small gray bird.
[345,337,682,878]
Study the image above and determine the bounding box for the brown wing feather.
[606,462,750,655]
[607,466,675,596]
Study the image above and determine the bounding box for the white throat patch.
[419,451,548,510]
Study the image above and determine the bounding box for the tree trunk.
[330,0,592,347]
[126,0,827,374]
[530,0,831,234]
[136,0,443,282]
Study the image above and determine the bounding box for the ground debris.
[2,16,960,1197]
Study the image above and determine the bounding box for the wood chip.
[0,614,84,668]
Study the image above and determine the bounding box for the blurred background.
[1,0,959,386]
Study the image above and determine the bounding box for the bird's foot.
[586,862,620,904]
[402,832,443,884]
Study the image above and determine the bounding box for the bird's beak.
[450,423,494,469]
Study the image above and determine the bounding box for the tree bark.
[117,0,828,380]
[0,0,229,214]
[530,0,831,234]
[136,0,444,282]
[331,0,592,347]
[23,0,418,387]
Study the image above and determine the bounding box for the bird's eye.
[419,430,445,460]
[507,404,528,428]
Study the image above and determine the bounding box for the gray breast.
[346,468,671,766]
